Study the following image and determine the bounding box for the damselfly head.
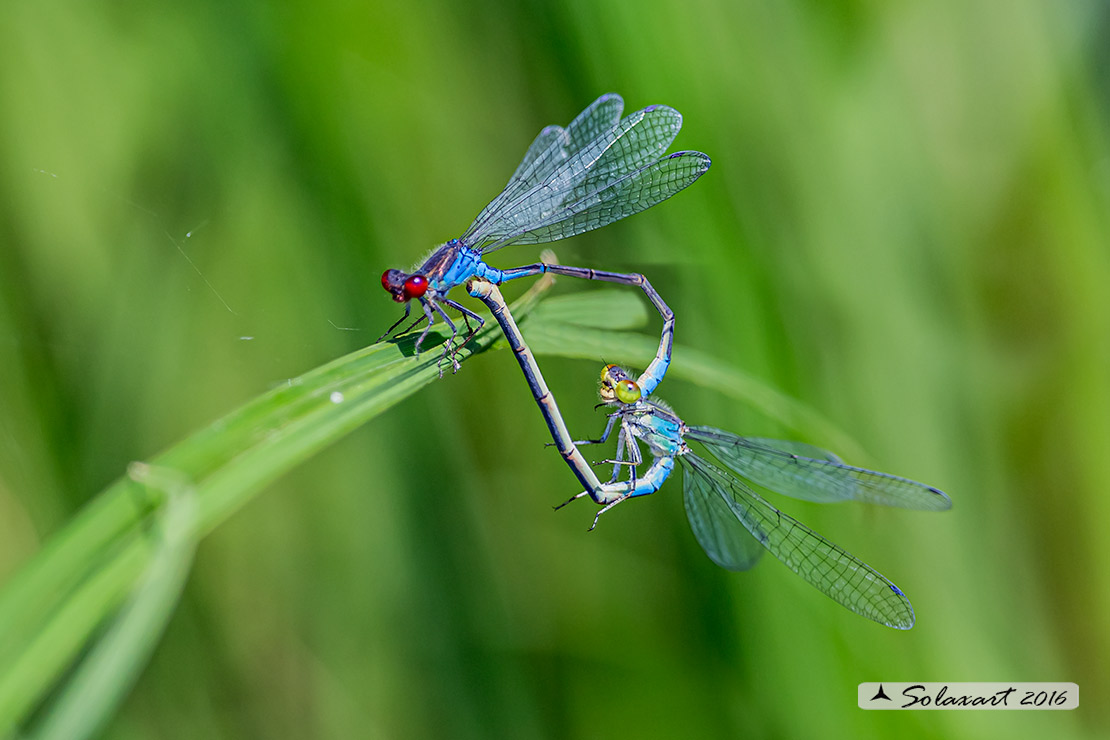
[598,364,641,405]
[599,364,631,384]
[381,269,429,303]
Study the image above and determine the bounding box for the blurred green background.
[2,0,1108,737]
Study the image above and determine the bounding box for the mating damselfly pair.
[377,94,950,629]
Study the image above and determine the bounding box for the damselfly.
[467,279,950,628]
[559,365,952,628]
[382,93,710,385]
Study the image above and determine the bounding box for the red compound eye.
[402,274,429,300]
[381,269,403,292]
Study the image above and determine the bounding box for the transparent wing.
[511,125,567,185]
[687,426,951,511]
[465,104,709,251]
[683,457,765,571]
[464,94,624,246]
[488,151,711,248]
[682,453,916,629]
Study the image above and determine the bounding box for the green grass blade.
[26,465,197,740]
[0,277,559,734]
[0,279,853,737]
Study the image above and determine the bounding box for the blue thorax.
[430,239,505,291]
[626,402,686,458]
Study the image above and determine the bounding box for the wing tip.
[928,486,953,510]
[885,582,916,629]
[668,150,712,171]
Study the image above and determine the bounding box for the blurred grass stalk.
[0,268,846,738]
[0,276,561,738]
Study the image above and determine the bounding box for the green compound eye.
[615,379,641,404]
